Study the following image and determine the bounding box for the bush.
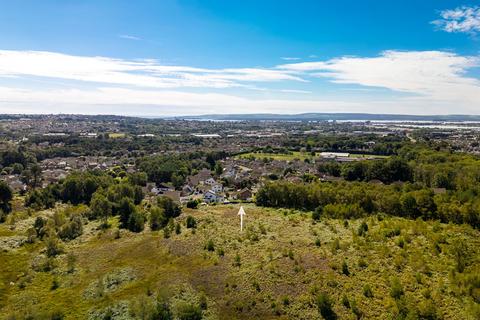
[0,181,13,220]
[186,216,197,229]
[175,223,181,234]
[157,196,181,219]
[118,198,136,229]
[45,236,63,257]
[152,299,173,320]
[186,199,199,209]
[150,206,167,231]
[390,277,404,300]
[312,206,323,221]
[451,238,470,273]
[176,302,202,320]
[341,294,350,309]
[363,284,373,298]
[58,213,84,241]
[205,239,215,251]
[342,260,350,276]
[357,221,368,236]
[127,211,145,232]
[316,292,337,320]
[234,253,241,267]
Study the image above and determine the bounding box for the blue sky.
[0,0,479,115]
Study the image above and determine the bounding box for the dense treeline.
[318,157,412,184]
[283,134,406,155]
[256,180,479,228]
[258,145,480,229]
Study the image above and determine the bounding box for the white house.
[211,183,223,193]
[204,177,216,186]
[204,190,224,203]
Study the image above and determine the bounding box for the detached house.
[211,183,223,193]
[204,190,224,203]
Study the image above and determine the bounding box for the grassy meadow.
[0,202,479,319]
[236,152,388,162]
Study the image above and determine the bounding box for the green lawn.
[237,151,389,161]
[236,151,317,161]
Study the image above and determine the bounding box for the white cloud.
[281,57,301,61]
[0,85,478,116]
[279,89,312,94]
[119,34,142,41]
[432,6,480,34]
[0,49,479,115]
[278,50,480,104]
[0,50,303,90]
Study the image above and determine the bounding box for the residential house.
[204,190,224,203]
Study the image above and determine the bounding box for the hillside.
[1,202,479,320]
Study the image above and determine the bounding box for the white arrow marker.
[238,206,246,232]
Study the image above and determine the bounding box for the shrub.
[157,196,181,219]
[205,239,215,251]
[451,239,470,273]
[357,221,368,236]
[58,213,84,241]
[127,211,145,232]
[312,206,323,221]
[118,197,136,229]
[67,253,77,273]
[363,284,373,298]
[175,223,181,234]
[186,199,199,209]
[186,216,197,229]
[51,277,60,290]
[316,292,337,320]
[45,236,63,257]
[234,253,241,267]
[0,181,13,218]
[176,302,202,320]
[149,206,167,231]
[342,260,350,276]
[390,277,404,300]
[358,258,368,269]
[152,299,173,320]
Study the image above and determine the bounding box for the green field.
[1,203,478,319]
[237,151,389,161]
[108,133,126,139]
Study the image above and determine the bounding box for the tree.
[157,196,181,219]
[214,162,223,176]
[90,192,112,226]
[12,163,24,174]
[30,164,42,189]
[58,213,83,240]
[149,206,167,231]
[171,173,186,190]
[118,197,136,228]
[127,172,148,186]
[0,181,13,221]
[20,169,32,187]
[127,211,145,232]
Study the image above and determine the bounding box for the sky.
[0,0,479,116]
